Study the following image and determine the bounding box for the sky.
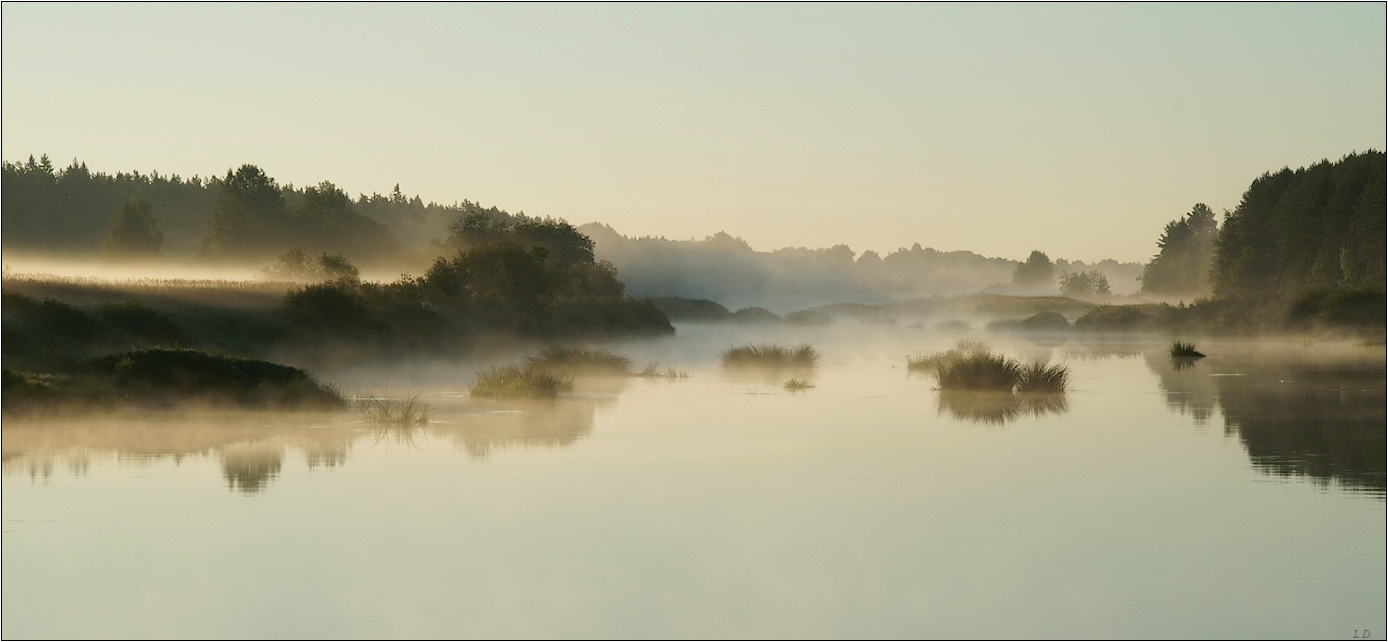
[3,3,1384,263]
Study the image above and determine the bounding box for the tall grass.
[471,365,573,399]
[907,339,990,371]
[933,347,1070,394]
[935,352,1021,391]
[719,343,821,368]
[524,346,634,375]
[637,363,689,379]
[1169,341,1205,358]
[355,394,430,425]
[1015,362,1070,393]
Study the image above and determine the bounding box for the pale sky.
[3,3,1384,263]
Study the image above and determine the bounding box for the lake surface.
[4,325,1385,639]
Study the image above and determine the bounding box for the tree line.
[0,156,502,264]
[1142,150,1385,299]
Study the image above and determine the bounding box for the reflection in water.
[1146,344,1386,495]
[721,365,820,388]
[936,390,1068,425]
[1,388,609,493]
[446,399,597,459]
[220,443,284,494]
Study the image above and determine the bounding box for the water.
[4,326,1384,638]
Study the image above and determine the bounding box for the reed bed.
[719,343,821,368]
[470,365,573,399]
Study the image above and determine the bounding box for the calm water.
[4,326,1385,639]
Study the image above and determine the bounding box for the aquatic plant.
[719,343,821,368]
[524,346,633,375]
[934,352,1022,391]
[1015,361,1070,393]
[783,377,814,392]
[1170,341,1206,358]
[356,394,430,425]
[907,339,992,372]
[637,363,689,379]
[470,365,573,399]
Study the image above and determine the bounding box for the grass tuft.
[783,377,814,392]
[935,351,1022,391]
[907,340,991,372]
[471,365,573,399]
[719,343,821,368]
[1170,341,1206,358]
[1015,361,1070,393]
[356,394,430,425]
[637,363,689,379]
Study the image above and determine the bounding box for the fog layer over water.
[3,326,1384,638]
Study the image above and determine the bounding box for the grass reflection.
[936,390,1069,425]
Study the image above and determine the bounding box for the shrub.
[719,343,821,368]
[470,365,572,399]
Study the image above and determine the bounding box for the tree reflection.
[1146,344,1385,494]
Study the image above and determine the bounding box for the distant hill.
[580,223,1142,313]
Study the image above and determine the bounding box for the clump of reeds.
[935,351,1022,391]
[1169,341,1206,358]
[931,346,1070,394]
[719,343,821,368]
[524,346,633,375]
[1015,361,1070,393]
[783,377,814,392]
[356,394,430,425]
[470,365,573,399]
[907,339,991,372]
[637,363,689,379]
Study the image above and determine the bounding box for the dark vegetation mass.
[3,348,342,413]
